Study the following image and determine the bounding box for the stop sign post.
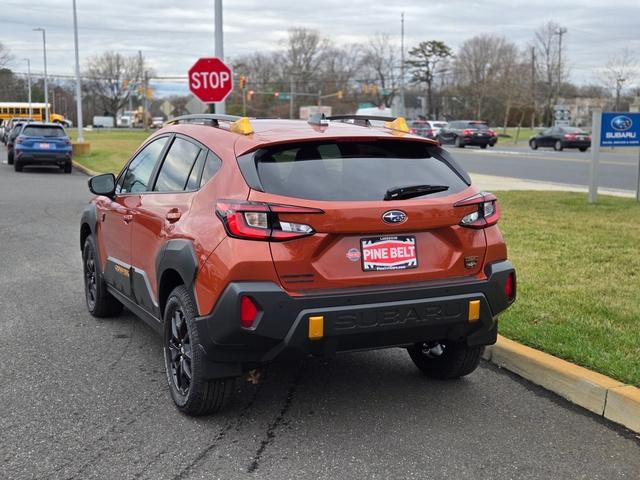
[188,57,233,104]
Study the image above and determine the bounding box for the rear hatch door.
[244,138,487,292]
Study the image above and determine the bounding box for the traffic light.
[362,84,369,94]
[123,79,129,90]
[337,90,343,100]
[247,90,254,101]
[239,75,247,89]
[146,87,153,99]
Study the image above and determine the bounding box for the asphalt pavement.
[451,144,640,192]
[1,146,639,480]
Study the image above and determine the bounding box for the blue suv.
[14,123,73,173]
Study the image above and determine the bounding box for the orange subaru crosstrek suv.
[80,114,516,415]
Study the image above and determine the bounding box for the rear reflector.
[240,296,259,328]
[504,272,515,300]
[468,300,480,322]
[308,316,324,340]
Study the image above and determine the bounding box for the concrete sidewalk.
[471,172,636,198]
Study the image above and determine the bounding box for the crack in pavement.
[247,361,305,474]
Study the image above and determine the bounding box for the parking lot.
[1,144,639,480]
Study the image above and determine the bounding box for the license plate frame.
[360,235,418,272]
[39,143,51,149]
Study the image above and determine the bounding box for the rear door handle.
[165,209,182,223]
[123,214,133,223]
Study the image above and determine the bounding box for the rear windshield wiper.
[384,184,449,201]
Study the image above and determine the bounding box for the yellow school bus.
[0,102,68,125]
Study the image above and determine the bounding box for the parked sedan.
[529,126,591,152]
[409,120,448,140]
[438,120,497,148]
[13,123,73,173]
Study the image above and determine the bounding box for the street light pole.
[399,12,406,117]
[34,27,49,122]
[24,58,32,118]
[214,0,225,115]
[72,0,84,142]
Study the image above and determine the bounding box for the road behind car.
[0,146,639,479]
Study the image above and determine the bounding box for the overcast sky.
[2,0,639,96]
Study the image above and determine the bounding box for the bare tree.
[600,48,638,110]
[455,34,518,118]
[360,33,399,107]
[84,51,145,117]
[0,41,12,70]
[406,41,453,117]
[533,21,569,125]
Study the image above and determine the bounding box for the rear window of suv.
[22,126,66,137]
[247,140,470,201]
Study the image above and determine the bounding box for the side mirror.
[88,173,116,197]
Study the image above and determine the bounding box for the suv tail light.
[216,200,323,241]
[564,134,577,140]
[455,192,500,229]
[463,129,474,136]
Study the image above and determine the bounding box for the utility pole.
[72,0,84,142]
[143,70,149,131]
[615,77,625,111]
[24,59,32,118]
[214,0,225,115]
[289,74,294,119]
[530,46,536,129]
[399,12,406,117]
[34,28,49,122]
[555,26,567,103]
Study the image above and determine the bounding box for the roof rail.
[164,114,255,135]
[309,114,410,133]
[164,114,241,127]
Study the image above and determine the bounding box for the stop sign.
[188,57,233,104]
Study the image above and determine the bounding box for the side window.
[199,151,222,187]
[118,137,168,194]
[185,150,207,190]
[154,137,201,192]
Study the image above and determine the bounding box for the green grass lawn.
[497,191,640,386]
[497,127,542,145]
[71,129,150,174]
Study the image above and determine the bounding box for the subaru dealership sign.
[600,113,640,147]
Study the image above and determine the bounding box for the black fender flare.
[80,203,98,250]
[155,239,199,310]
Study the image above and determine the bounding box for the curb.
[484,335,640,434]
[72,160,100,177]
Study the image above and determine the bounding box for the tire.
[8,150,14,165]
[579,147,588,152]
[455,136,464,148]
[480,144,487,149]
[530,139,538,150]
[163,285,236,416]
[407,341,484,379]
[554,140,563,151]
[14,160,23,172]
[82,236,122,317]
[63,162,72,173]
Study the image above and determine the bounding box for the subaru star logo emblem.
[382,210,407,224]
[611,115,633,131]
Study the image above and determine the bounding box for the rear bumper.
[194,260,516,378]
[16,150,71,165]
[461,136,492,145]
[562,141,590,149]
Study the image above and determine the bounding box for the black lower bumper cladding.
[194,261,515,378]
